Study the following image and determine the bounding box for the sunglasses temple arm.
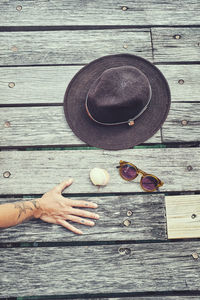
[116,160,128,168]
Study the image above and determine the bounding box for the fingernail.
[77,230,83,235]
[68,178,73,184]
[94,203,98,208]
[95,214,100,219]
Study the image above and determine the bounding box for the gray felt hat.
[64,54,171,150]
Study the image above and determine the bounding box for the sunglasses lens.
[141,176,159,191]
[121,164,137,180]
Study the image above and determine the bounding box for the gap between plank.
[0,24,200,32]
[1,237,200,249]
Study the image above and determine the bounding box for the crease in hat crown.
[85,65,152,126]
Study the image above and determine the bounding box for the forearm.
[0,199,42,228]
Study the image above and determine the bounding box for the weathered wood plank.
[152,28,200,62]
[166,195,200,239]
[1,241,200,297]
[0,0,199,26]
[1,102,200,147]
[0,65,199,105]
[162,102,200,143]
[0,29,151,66]
[0,194,166,243]
[0,148,199,195]
[0,106,161,146]
[1,28,199,66]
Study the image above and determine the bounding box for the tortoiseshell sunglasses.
[117,160,164,192]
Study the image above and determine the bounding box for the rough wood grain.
[1,241,200,297]
[0,106,161,146]
[162,102,200,143]
[152,28,200,62]
[0,29,151,66]
[0,0,199,26]
[0,148,199,195]
[0,194,166,243]
[166,195,200,239]
[0,65,199,105]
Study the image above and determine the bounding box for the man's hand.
[36,178,99,235]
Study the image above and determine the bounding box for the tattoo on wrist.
[31,199,40,209]
[14,199,40,220]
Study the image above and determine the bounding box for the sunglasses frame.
[117,160,164,192]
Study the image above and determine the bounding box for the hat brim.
[64,54,171,150]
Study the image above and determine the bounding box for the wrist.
[31,198,43,219]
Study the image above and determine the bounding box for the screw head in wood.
[192,252,199,259]
[121,6,128,11]
[127,210,133,217]
[123,44,128,49]
[3,171,11,178]
[4,121,11,127]
[124,248,131,255]
[178,79,184,85]
[173,34,181,40]
[123,219,131,227]
[118,247,131,255]
[191,213,197,219]
[8,82,15,88]
[181,120,188,126]
[187,165,193,171]
[16,5,22,11]
[118,247,124,254]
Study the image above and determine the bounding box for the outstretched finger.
[70,208,100,220]
[57,219,83,235]
[55,178,73,194]
[66,215,95,227]
[66,199,98,209]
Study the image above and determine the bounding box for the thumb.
[55,178,73,193]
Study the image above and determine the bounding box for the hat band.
[85,85,152,126]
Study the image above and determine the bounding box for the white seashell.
[90,168,110,186]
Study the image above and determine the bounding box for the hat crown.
[86,66,151,124]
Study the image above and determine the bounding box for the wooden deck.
[0,0,200,299]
